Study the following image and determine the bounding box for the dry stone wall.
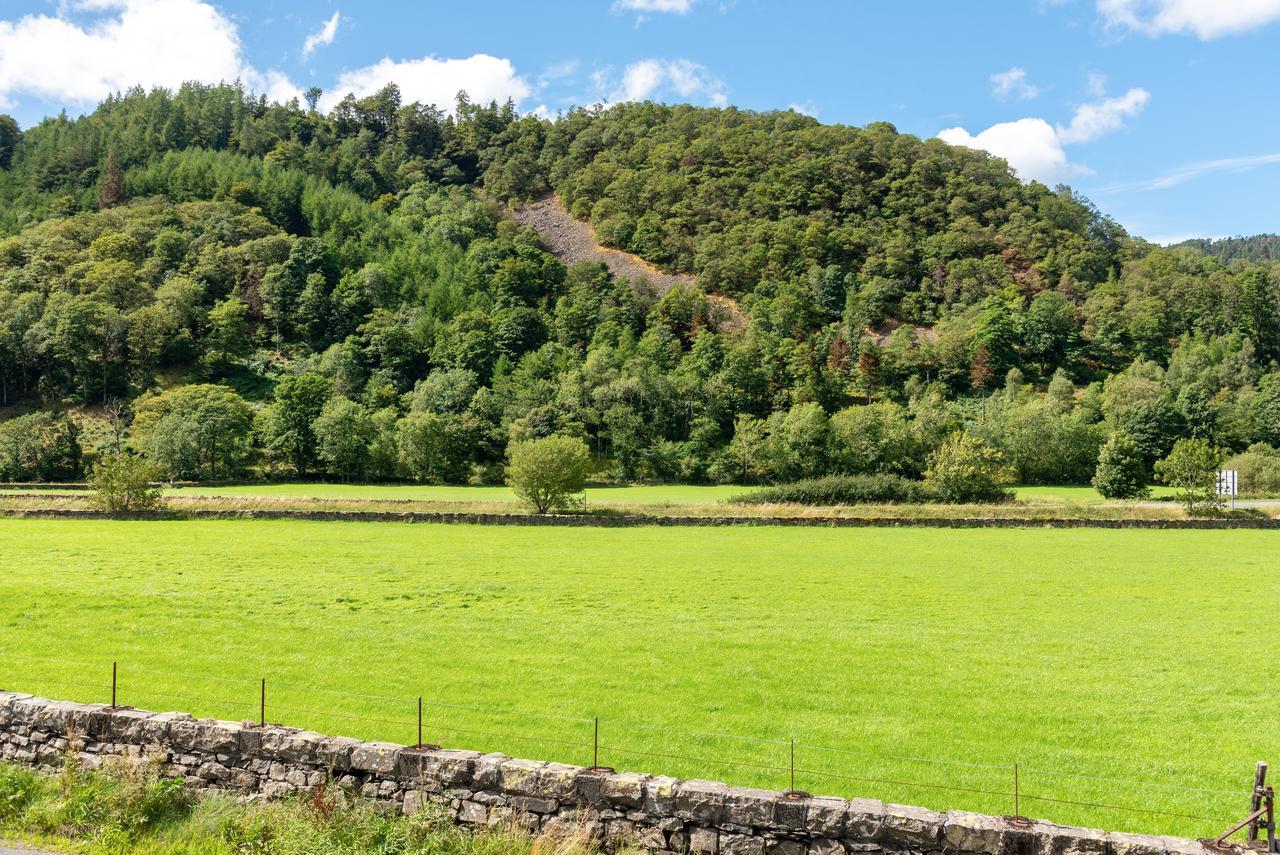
[0,692,1228,855]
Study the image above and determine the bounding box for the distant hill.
[2,84,1280,488]
[1173,234,1280,262]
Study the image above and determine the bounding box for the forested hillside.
[1174,234,1280,262]
[1,83,1278,488]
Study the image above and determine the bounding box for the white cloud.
[990,67,1039,101]
[323,54,531,113]
[608,58,727,106]
[1056,86,1149,143]
[787,101,818,117]
[1100,151,1280,192]
[1098,0,1280,38]
[302,11,340,59]
[613,0,697,13]
[0,0,297,108]
[938,118,1086,184]
[938,82,1149,184]
[249,69,304,106]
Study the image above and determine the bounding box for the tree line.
[1,83,1279,493]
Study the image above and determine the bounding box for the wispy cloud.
[1097,0,1280,39]
[990,67,1039,101]
[605,58,727,106]
[1056,86,1148,144]
[302,11,341,59]
[613,0,697,13]
[1099,151,1280,192]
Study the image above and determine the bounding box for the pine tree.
[98,149,125,209]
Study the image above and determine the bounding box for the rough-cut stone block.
[137,711,190,744]
[637,825,667,850]
[690,826,720,854]
[540,762,584,800]
[1028,820,1107,855]
[722,833,766,855]
[766,840,805,855]
[878,802,943,848]
[1159,836,1212,855]
[724,787,778,827]
[265,729,333,766]
[194,720,243,754]
[676,780,729,824]
[945,810,1008,853]
[510,795,558,814]
[402,791,423,815]
[473,753,507,790]
[499,758,548,796]
[846,798,885,841]
[1107,832,1167,855]
[197,761,231,782]
[398,747,479,787]
[351,741,401,775]
[459,800,487,824]
[575,768,611,804]
[804,797,848,838]
[105,708,156,742]
[645,775,680,814]
[603,771,649,808]
[32,700,80,732]
[316,735,361,770]
[807,840,842,855]
[606,818,638,843]
[773,794,808,830]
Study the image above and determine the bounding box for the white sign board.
[1216,469,1238,497]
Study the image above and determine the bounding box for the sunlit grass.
[0,517,1272,838]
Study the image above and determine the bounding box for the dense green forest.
[1173,234,1280,262]
[1,83,1279,489]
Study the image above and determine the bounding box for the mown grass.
[0,518,1273,839]
[0,759,600,854]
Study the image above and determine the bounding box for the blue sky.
[0,0,1277,244]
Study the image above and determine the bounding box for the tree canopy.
[1,83,1278,488]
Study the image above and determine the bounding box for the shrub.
[506,435,592,513]
[89,453,165,511]
[0,411,83,481]
[1091,432,1150,499]
[923,430,1014,503]
[1155,438,1224,515]
[729,474,935,505]
[1223,443,1280,496]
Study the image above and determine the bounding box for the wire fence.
[0,650,1264,841]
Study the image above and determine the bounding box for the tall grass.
[0,758,608,855]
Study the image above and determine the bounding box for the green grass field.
[0,518,1272,837]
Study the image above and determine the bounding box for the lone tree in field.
[1092,432,1150,499]
[89,453,164,512]
[1155,438,1224,515]
[924,430,1013,503]
[507,435,591,514]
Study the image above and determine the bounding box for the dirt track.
[512,195,696,291]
